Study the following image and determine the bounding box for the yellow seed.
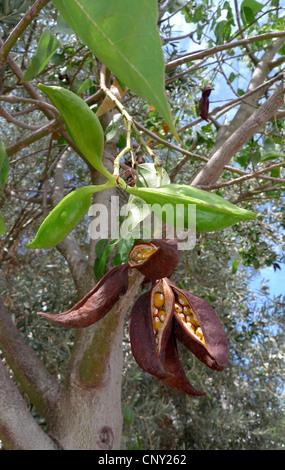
[179,312,186,322]
[158,309,166,322]
[175,302,183,313]
[196,326,204,341]
[187,323,196,335]
[152,306,159,316]
[131,245,156,263]
[187,313,199,327]
[177,294,187,306]
[153,292,165,308]
[153,316,162,330]
[183,305,191,316]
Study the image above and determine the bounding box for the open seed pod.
[128,238,179,280]
[159,329,206,396]
[169,282,228,371]
[129,279,175,379]
[38,264,129,328]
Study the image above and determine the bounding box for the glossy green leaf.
[27,184,111,249]
[52,0,178,139]
[22,29,60,82]
[126,184,256,232]
[38,84,112,179]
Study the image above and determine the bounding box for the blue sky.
[250,264,285,298]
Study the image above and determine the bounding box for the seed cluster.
[130,244,157,264]
[152,292,166,334]
[174,293,205,344]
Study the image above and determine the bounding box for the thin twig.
[196,161,285,190]
[166,31,285,70]
[0,104,42,131]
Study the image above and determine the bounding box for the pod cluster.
[129,277,228,396]
[38,238,228,396]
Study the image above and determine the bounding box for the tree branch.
[191,80,285,187]
[0,103,42,130]
[0,358,57,450]
[134,117,283,185]
[0,299,60,422]
[51,148,90,296]
[166,31,285,70]
[197,160,285,190]
[0,0,51,68]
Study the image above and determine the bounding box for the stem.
[99,66,161,181]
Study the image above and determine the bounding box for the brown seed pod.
[38,264,129,328]
[159,329,206,396]
[169,283,228,371]
[199,85,214,122]
[128,238,180,280]
[151,279,175,357]
[130,279,205,395]
[129,279,174,379]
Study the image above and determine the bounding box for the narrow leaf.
[260,152,285,162]
[94,239,116,279]
[27,185,109,249]
[52,0,178,139]
[22,29,60,82]
[38,84,112,179]
[126,184,256,232]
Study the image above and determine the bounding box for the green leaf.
[94,239,116,279]
[123,404,135,427]
[232,259,239,274]
[0,141,9,191]
[0,211,6,237]
[240,0,263,24]
[126,184,256,232]
[105,114,121,142]
[51,0,178,140]
[214,21,231,44]
[27,184,110,249]
[124,163,170,236]
[113,236,135,265]
[38,84,112,179]
[73,78,94,95]
[136,163,170,188]
[22,29,60,82]
[260,152,285,162]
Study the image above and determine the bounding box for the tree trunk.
[47,270,144,450]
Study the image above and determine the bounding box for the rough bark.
[47,269,144,450]
[0,359,57,450]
